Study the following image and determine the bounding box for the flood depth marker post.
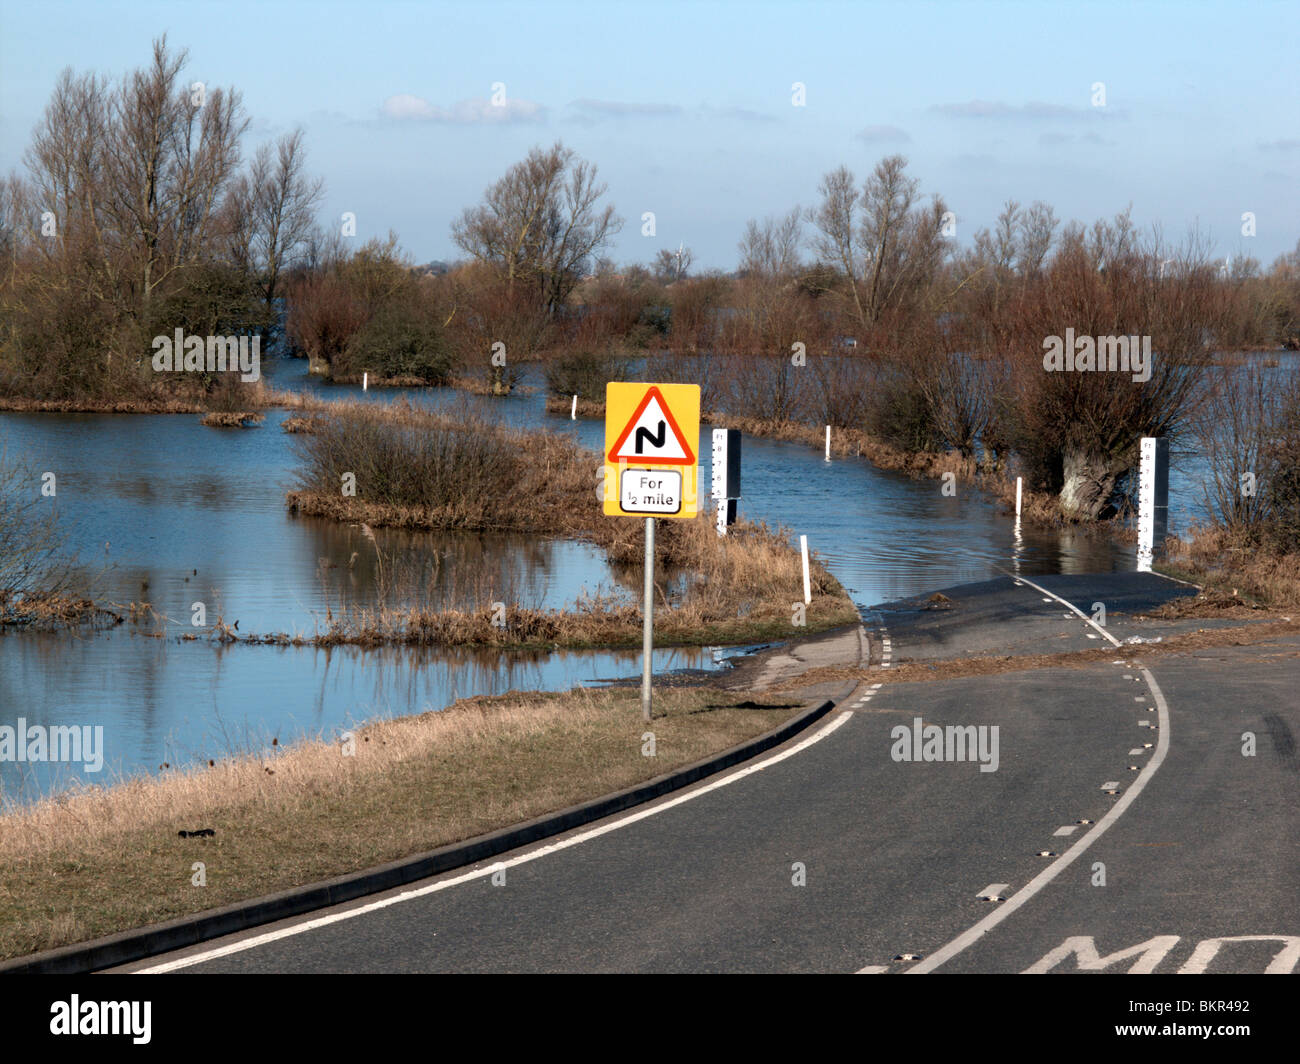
[604,382,701,722]
[1136,436,1169,572]
[711,428,741,537]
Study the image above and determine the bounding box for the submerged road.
[122,572,1300,974]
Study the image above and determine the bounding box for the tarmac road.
[122,571,1300,974]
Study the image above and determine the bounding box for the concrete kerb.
[1,681,857,975]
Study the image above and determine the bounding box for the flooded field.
[4,353,1269,801]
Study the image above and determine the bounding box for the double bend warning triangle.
[607,386,696,465]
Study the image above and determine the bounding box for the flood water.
[2,353,1278,801]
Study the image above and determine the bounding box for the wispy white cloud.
[1259,137,1300,152]
[381,93,545,123]
[712,105,777,124]
[856,124,910,144]
[569,98,684,119]
[1040,130,1110,147]
[932,99,1120,121]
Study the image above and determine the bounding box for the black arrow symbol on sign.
[635,420,666,454]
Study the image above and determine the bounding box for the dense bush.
[336,304,452,383]
[295,404,518,511]
[865,369,942,452]
[1260,376,1300,551]
[545,345,634,400]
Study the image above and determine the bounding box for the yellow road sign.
[603,382,700,518]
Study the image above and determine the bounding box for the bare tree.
[24,35,248,323]
[0,448,70,601]
[809,166,865,322]
[653,244,693,283]
[738,208,802,279]
[451,142,622,310]
[810,155,950,326]
[227,129,324,304]
[1017,201,1058,276]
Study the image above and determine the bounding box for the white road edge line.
[137,708,858,973]
[886,571,1172,975]
[997,570,1120,648]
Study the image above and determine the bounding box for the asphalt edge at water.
[0,681,856,975]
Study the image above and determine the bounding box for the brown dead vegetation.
[199,411,264,427]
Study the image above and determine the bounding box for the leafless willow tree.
[226,129,324,305]
[0,448,70,601]
[23,35,247,323]
[808,155,950,326]
[738,208,802,279]
[451,142,622,311]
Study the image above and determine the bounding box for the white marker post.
[363,372,368,392]
[825,425,831,461]
[642,517,654,722]
[1015,476,1022,518]
[571,395,577,420]
[800,534,812,605]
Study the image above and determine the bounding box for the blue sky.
[2,0,1296,269]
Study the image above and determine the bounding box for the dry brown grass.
[0,686,803,961]
[771,616,1300,693]
[0,396,207,414]
[292,515,856,650]
[199,411,264,428]
[544,394,605,418]
[449,374,537,397]
[1162,525,1300,610]
[280,415,319,434]
[0,591,122,629]
[330,373,437,387]
[285,402,594,537]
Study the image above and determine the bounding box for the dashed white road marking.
[1129,748,1146,756]
[859,965,890,974]
[138,708,859,973]
[1053,826,1078,836]
[893,571,1173,975]
[1101,781,1120,789]
[976,884,1009,900]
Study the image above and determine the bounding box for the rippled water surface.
[4,353,1268,800]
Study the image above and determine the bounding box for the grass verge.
[0,685,804,962]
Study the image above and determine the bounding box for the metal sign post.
[642,517,654,722]
[605,383,701,724]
